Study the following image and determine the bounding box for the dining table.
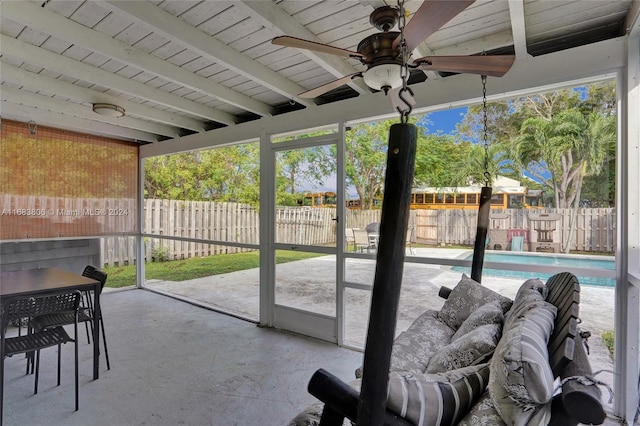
[0,267,102,380]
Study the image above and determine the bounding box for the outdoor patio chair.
[406,226,415,255]
[345,228,357,252]
[353,229,375,253]
[31,265,110,370]
[1,290,82,424]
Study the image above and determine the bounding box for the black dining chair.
[31,265,110,370]
[1,290,82,425]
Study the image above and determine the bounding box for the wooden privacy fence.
[102,200,338,266]
[100,201,616,265]
[145,198,259,257]
[413,208,616,253]
[276,206,336,245]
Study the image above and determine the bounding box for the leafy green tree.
[276,145,334,197]
[579,83,617,206]
[144,143,260,204]
[198,144,260,203]
[345,121,393,209]
[277,149,311,195]
[414,133,473,187]
[456,83,617,207]
[514,109,616,252]
[514,110,615,209]
[456,101,526,150]
[273,132,336,206]
[453,142,516,187]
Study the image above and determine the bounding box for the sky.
[420,106,468,135]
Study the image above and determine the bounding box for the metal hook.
[395,87,414,123]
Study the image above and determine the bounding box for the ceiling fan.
[272,0,515,99]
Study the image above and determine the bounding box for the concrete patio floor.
[2,289,363,426]
[143,247,624,423]
[3,248,628,425]
[145,248,617,336]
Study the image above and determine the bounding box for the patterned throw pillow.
[452,301,504,341]
[355,310,456,378]
[489,280,557,426]
[425,323,502,373]
[439,274,513,331]
[386,363,490,426]
[457,390,507,426]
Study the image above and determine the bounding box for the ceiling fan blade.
[272,36,363,59]
[396,0,476,52]
[299,73,364,98]
[414,54,516,77]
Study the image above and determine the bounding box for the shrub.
[151,244,171,262]
[601,329,615,357]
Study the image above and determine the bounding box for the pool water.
[452,252,615,287]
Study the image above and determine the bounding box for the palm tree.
[453,142,514,188]
[514,109,616,252]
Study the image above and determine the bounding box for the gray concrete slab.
[144,248,624,423]
[5,249,625,425]
[2,289,363,426]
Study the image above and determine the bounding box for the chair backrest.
[345,228,356,243]
[1,290,81,325]
[353,229,370,245]
[405,226,413,243]
[82,265,108,290]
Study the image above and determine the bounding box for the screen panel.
[0,120,138,240]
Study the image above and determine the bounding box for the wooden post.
[357,123,417,426]
[471,186,492,283]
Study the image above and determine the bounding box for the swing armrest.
[438,286,452,299]
[307,369,414,426]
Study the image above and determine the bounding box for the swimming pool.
[452,252,616,287]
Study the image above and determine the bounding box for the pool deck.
[143,248,616,335]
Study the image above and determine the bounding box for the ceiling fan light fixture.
[92,103,125,118]
[363,64,403,94]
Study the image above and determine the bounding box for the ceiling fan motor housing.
[357,32,402,64]
[369,5,399,31]
[358,31,403,93]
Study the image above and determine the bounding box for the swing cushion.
[289,273,602,426]
[386,363,490,426]
[354,310,456,378]
[489,279,557,426]
[457,390,507,426]
[452,300,504,341]
[425,322,502,373]
[439,274,512,330]
[422,302,505,373]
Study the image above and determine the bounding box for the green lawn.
[103,250,323,288]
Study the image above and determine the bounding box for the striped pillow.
[489,281,557,426]
[386,363,490,426]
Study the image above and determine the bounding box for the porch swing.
[292,22,498,426]
[289,3,604,424]
[308,77,495,426]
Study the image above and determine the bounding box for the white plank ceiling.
[1,0,639,148]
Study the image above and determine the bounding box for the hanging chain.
[397,0,412,123]
[481,74,490,186]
